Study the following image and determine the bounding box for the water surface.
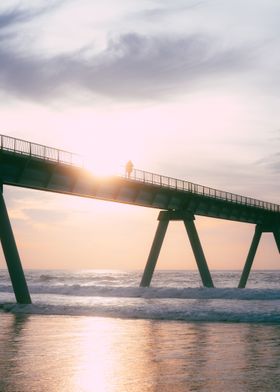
[1,314,280,392]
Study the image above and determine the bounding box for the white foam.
[2,299,280,323]
[2,284,280,300]
[2,270,280,322]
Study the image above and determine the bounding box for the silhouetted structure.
[0,134,279,303]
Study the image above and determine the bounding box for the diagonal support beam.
[0,188,31,304]
[238,225,262,289]
[183,218,214,288]
[273,228,280,254]
[140,216,169,287]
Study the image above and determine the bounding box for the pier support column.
[273,228,280,253]
[184,217,214,288]
[238,225,262,289]
[0,187,31,304]
[140,215,169,287]
[140,211,214,288]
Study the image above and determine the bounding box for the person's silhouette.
[125,160,133,178]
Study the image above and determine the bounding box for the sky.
[0,0,280,272]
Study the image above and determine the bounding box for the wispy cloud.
[0,1,63,30]
[257,152,280,173]
[131,0,204,21]
[0,22,251,101]
[0,7,43,29]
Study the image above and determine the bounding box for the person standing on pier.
[125,160,133,178]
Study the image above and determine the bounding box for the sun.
[65,117,145,177]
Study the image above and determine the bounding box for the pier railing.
[129,169,280,213]
[1,134,279,213]
[0,134,84,167]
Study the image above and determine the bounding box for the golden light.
[69,317,139,392]
[69,126,141,177]
[71,318,116,392]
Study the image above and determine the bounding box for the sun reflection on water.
[2,314,280,392]
[69,317,154,392]
[71,318,120,392]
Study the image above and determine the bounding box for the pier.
[0,135,279,303]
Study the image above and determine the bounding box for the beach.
[1,269,280,391]
[1,313,280,392]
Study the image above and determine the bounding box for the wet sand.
[1,312,280,391]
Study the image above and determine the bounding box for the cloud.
[86,33,249,95]
[257,152,280,173]
[0,1,63,30]
[255,130,280,174]
[0,3,253,101]
[5,187,71,230]
[0,24,251,102]
[0,7,42,29]
[131,0,204,21]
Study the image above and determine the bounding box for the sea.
[1,269,280,391]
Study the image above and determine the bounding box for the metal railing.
[125,169,280,213]
[0,134,84,167]
[1,134,279,213]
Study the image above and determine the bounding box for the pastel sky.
[0,0,280,271]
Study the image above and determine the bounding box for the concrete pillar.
[140,217,169,287]
[184,218,214,288]
[238,225,262,289]
[0,189,31,304]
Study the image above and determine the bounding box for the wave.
[39,274,56,281]
[2,285,280,300]
[2,301,280,323]
[38,274,125,283]
[2,270,280,323]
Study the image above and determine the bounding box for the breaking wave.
[2,298,280,323]
[2,284,280,300]
[2,270,280,323]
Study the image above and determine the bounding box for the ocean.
[1,269,280,322]
[1,269,280,391]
